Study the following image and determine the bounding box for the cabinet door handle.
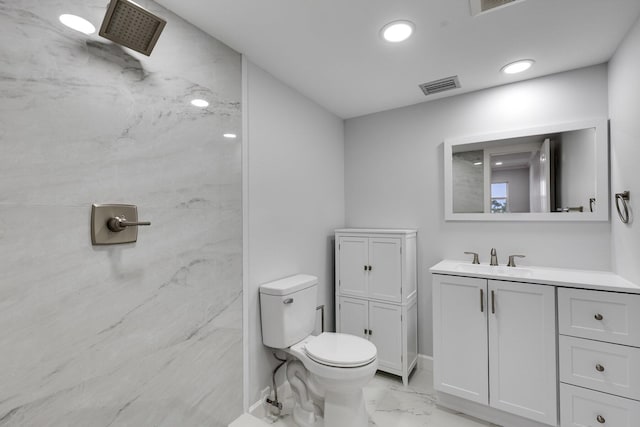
[491,290,496,314]
[595,313,604,321]
[369,329,372,336]
[480,289,484,312]
[364,265,367,271]
[596,415,605,424]
[368,265,372,271]
[364,328,368,335]
[595,364,605,372]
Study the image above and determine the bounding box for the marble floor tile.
[237,369,497,427]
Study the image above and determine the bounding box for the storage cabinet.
[433,274,558,426]
[335,229,417,385]
[339,296,415,374]
[558,288,640,426]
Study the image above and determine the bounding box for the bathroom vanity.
[335,229,418,385]
[431,260,640,427]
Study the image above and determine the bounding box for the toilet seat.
[303,333,377,368]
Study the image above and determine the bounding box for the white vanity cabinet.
[433,274,558,426]
[431,259,640,427]
[335,229,418,385]
[558,288,640,427]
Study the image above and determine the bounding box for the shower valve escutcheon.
[107,216,151,232]
[91,203,151,245]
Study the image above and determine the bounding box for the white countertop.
[430,259,640,294]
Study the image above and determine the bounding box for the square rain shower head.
[99,0,166,56]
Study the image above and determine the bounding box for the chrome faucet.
[507,254,526,267]
[464,251,480,264]
[490,248,498,266]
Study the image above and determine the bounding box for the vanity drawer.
[560,335,640,400]
[558,288,640,347]
[560,383,640,427]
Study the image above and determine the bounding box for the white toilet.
[260,274,378,427]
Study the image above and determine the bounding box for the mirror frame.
[443,118,609,221]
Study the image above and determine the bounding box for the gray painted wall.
[345,64,611,356]
[610,15,640,284]
[244,60,345,407]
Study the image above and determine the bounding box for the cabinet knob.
[595,313,604,321]
[368,329,372,336]
[596,414,605,424]
[368,265,372,271]
[364,265,367,271]
[595,364,605,372]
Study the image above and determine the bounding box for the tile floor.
[234,368,497,427]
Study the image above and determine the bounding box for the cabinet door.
[338,296,368,339]
[368,238,402,302]
[433,275,488,405]
[368,301,402,372]
[338,237,369,298]
[488,280,557,426]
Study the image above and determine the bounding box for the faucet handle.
[507,255,526,267]
[464,252,480,264]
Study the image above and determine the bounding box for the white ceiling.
[154,0,640,119]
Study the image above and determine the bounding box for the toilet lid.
[304,333,377,368]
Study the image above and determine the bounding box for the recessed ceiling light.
[59,14,96,35]
[381,20,415,43]
[501,59,535,74]
[190,99,209,108]
[223,133,237,139]
[495,162,503,166]
[473,161,483,166]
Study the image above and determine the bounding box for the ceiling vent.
[419,76,461,96]
[470,0,522,16]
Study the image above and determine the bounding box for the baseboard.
[417,354,433,372]
[248,397,265,419]
[436,392,553,427]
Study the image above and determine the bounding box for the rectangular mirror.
[444,119,609,221]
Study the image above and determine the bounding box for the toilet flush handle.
[283,298,294,305]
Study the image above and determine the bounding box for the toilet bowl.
[259,275,378,427]
[287,333,377,427]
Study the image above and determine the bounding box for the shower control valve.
[107,215,151,232]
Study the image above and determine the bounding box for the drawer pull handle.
[596,414,605,424]
[594,313,604,321]
[596,364,605,372]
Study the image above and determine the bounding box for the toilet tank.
[260,274,318,349]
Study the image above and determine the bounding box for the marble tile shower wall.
[0,1,242,426]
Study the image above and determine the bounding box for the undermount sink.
[454,263,533,278]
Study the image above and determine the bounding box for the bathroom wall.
[609,15,640,284]
[0,1,242,426]
[244,60,345,407]
[344,64,611,356]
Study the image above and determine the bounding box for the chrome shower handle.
[107,216,151,232]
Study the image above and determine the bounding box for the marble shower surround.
[0,1,242,426]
